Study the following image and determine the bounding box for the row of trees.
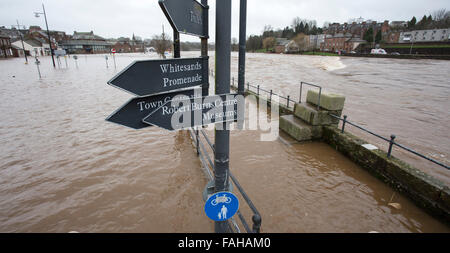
[154,9,450,55]
[406,9,450,30]
[363,28,382,44]
[246,17,322,52]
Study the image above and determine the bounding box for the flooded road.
[0,53,448,232]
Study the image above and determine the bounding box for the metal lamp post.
[409,37,414,55]
[34,3,55,68]
[11,21,28,64]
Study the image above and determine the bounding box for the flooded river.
[0,52,448,232]
[228,52,450,184]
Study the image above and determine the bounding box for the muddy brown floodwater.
[0,52,448,232]
[227,52,450,185]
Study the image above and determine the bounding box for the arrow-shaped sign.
[159,0,208,38]
[143,94,244,131]
[106,88,201,129]
[108,57,208,97]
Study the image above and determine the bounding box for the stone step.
[279,114,322,141]
[306,90,345,111]
[294,103,341,126]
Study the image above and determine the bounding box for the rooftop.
[72,31,105,41]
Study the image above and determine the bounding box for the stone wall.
[322,126,450,224]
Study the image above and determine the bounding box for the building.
[285,40,299,53]
[324,20,390,42]
[399,28,450,43]
[112,37,132,53]
[0,32,13,58]
[11,44,25,57]
[0,26,27,41]
[322,33,352,52]
[309,34,326,50]
[130,34,145,52]
[28,26,67,50]
[385,31,401,43]
[11,39,48,57]
[60,31,111,54]
[344,37,366,52]
[390,21,408,29]
[113,41,133,53]
[322,33,366,52]
[274,38,289,53]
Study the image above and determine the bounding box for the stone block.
[294,103,341,126]
[279,115,322,141]
[306,90,345,111]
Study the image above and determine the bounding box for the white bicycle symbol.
[211,194,232,206]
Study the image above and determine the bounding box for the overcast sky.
[1,0,449,42]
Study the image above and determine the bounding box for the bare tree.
[262,37,276,52]
[431,8,450,28]
[293,33,309,51]
[231,37,238,51]
[151,32,171,59]
[432,8,446,21]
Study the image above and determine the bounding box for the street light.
[409,37,414,55]
[11,20,28,64]
[34,3,55,68]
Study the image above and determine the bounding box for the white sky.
[1,0,449,42]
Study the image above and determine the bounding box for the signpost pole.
[173,30,180,58]
[201,0,209,99]
[237,0,247,130]
[214,0,232,233]
[35,56,41,79]
[238,0,247,96]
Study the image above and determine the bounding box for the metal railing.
[188,128,262,233]
[329,114,450,170]
[227,75,323,111]
[300,82,322,111]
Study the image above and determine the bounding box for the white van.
[370,49,387,55]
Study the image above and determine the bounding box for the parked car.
[391,52,400,55]
[370,49,387,55]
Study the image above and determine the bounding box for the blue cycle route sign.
[204,191,239,221]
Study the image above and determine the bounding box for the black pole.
[214,0,231,233]
[387,135,396,158]
[201,0,209,99]
[238,0,247,96]
[42,4,55,68]
[16,20,28,64]
[173,30,180,58]
[237,0,247,130]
